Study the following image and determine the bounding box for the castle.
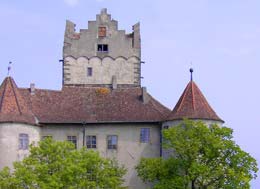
[0,9,223,189]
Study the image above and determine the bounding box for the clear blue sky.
[0,0,259,187]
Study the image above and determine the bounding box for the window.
[140,128,150,143]
[19,133,29,150]
[98,27,106,37]
[87,67,92,77]
[107,135,118,149]
[86,135,96,149]
[67,136,77,149]
[163,125,169,129]
[97,44,108,52]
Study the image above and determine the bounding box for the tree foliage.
[0,138,126,189]
[136,120,258,189]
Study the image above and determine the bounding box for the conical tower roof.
[0,77,36,124]
[168,71,223,122]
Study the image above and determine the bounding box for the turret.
[163,68,224,128]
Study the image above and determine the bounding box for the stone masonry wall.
[63,56,139,85]
[63,8,141,86]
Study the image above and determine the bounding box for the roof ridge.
[10,78,22,115]
[148,94,169,120]
[176,82,190,113]
[0,78,8,113]
[191,81,195,111]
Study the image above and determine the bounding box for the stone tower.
[62,8,141,87]
[162,69,224,158]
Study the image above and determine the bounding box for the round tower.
[0,77,40,170]
[163,68,224,129]
[161,69,224,158]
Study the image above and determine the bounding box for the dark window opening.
[86,136,97,149]
[163,125,169,129]
[97,44,108,52]
[87,67,92,77]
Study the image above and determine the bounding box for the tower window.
[140,128,150,143]
[87,67,92,77]
[98,27,106,37]
[97,44,108,52]
[19,133,29,150]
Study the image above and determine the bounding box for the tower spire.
[189,67,193,81]
[7,61,12,76]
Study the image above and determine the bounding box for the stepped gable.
[0,77,36,124]
[168,80,223,122]
[19,86,170,124]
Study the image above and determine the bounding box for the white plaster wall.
[0,123,41,170]
[41,123,161,189]
[64,56,138,85]
[162,119,223,128]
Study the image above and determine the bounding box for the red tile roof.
[0,77,170,124]
[167,81,223,122]
[0,77,36,124]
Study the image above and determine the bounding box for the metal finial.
[7,61,12,76]
[189,68,193,81]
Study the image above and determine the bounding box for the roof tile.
[167,81,223,122]
[0,77,36,124]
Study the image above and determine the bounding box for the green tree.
[136,120,258,189]
[0,138,126,189]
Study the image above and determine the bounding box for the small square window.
[86,135,96,149]
[87,67,92,77]
[19,133,29,150]
[67,136,77,149]
[97,44,108,52]
[163,125,169,129]
[107,135,118,149]
[98,27,106,37]
[140,128,150,143]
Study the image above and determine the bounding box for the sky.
[0,0,259,187]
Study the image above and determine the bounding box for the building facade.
[0,9,223,189]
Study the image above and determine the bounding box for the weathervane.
[190,67,193,81]
[7,61,12,76]
[189,61,193,81]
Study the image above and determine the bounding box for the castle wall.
[63,56,139,86]
[0,123,41,170]
[41,123,160,189]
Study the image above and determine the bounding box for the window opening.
[19,133,29,150]
[98,27,106,37]
[97,44,108,52]
[107,135,118,149]
[67,136,77,149]
[86,136,97,149]
[140,128,150,143]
